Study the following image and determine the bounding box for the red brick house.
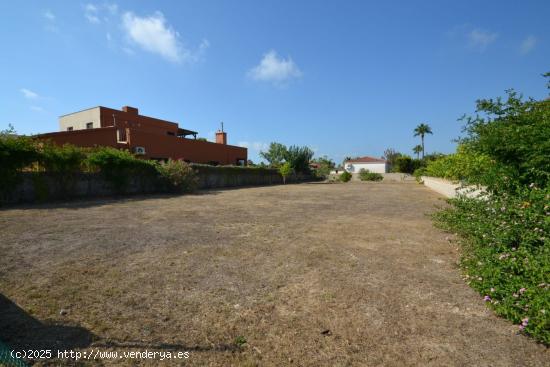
[37,105,247,165]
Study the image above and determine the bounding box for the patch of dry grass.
[0,183,548,366]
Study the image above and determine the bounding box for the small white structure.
[344,156,389,174]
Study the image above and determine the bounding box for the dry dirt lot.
[0,182,548,366]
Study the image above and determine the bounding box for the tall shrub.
[460,89,550,190]
[157,159,197,193]
[340,171,352,182]
[38,143,86,173]
[423,145,497,185]
[86,147,158,193]
[433,75,550,344]
[284,145,314,174]
[392,155,422,174]
[0,127,38,199]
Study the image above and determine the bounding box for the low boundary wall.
[421,176,485,199]
[2,166,316,205]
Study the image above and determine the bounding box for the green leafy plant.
[260,142,288,167]
[279,162,293,184]
[413,167,426,182]
[38,143,86,173]
[358,169,383,181]
[284,145,314,174]
[460,91,550,190]
[432,74,550,344]
[434,187,549,344]
[340,170,352,182]
[0,126,39,199]
[234,335,247,347]
[157,159,197,193]
[310,155,335,179]
[86,147,158,193]
[423,145,497,185]
[259,142,314,174]
[392,155,423,174]
[37,143,88,197]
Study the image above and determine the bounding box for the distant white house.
[344,156,389,174]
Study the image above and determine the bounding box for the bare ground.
[0,182,548,366]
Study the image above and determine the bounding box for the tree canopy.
[259,142,287,167]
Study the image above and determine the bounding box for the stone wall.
[2,166,315,205]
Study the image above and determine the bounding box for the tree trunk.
[420,134,430,159]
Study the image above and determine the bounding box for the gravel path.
[0,182,548,366]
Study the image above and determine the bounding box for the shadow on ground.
[0,190,223,211]
[0,294,238,355]
[0,294,95,351]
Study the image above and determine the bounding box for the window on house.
[67,127,73,131]
[117,128,127,142]
[86,122,93,129]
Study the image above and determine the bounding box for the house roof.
[344,156,386,164]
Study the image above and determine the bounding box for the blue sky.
[1,1,548,163]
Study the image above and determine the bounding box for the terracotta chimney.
[215,130,227,145]
[215,121,227,144]
[122,106,138,114]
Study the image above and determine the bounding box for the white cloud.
[85,4,98,12]
[43,9,59,32]
[121,11,184,63]
[105,3,118,14]
[86,14,100,23]
[20,88,39,99]
[468,29,498,50]
[84,3,117,24]
[248,50,302,84]
[520,35,537,54]
[43,10,55,21]
[84,3,101,24]
[30,106,45,112]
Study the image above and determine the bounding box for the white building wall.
[344,162,388,174]
[59,107,101,131]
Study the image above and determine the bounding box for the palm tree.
[413,123,433,159]
[413,145,423,159]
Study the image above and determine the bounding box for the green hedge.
[358,169,383,181]
[86,147,160,193]
[0,134,198,200]
[431,79,550,344]
[392,155,423,174]
[419,145,498,185]
[0,132,38,200]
